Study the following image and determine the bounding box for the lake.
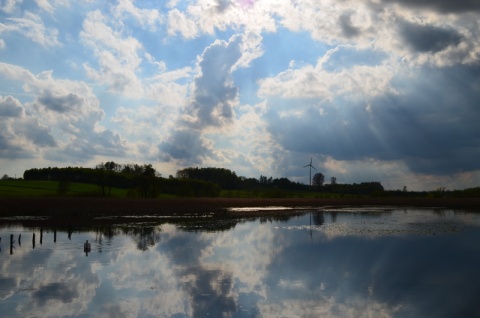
[1,207,480,317]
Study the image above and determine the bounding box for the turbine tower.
[303,157,316,186]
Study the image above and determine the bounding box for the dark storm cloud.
[339,13,361,38]
[0,95,24,117]
[399,21,462,53]
[381,0,480,13]
[266,65,480,175]
[37,90,85,113]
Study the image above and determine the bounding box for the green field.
[0,180,349,199]
[0,180,127,197]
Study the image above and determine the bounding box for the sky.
[0,0,479,191]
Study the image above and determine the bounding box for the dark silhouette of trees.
[312,173,325,187]
[176,167,241,190]
[21,164,392,198]
[95,161,122,197]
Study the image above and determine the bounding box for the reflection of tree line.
[0,225,163,256]
[1,212,315,255]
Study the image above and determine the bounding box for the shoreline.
[1,197,479,216]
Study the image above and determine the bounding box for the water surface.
[1,207,480,317]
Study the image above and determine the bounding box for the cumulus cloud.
[0,133,35,159]
[0,95,24,117]
[158,34,247,164]
[17,118,57,147]
[259,48,395,100]
[187,35,242,127]
[0,62,129,163]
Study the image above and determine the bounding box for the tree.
[1,174,9,180]
[312,172,325,187]
[330,177,337,185]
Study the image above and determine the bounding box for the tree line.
[21,163,387,198]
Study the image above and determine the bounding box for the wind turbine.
[303,157,316,186]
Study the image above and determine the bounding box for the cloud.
[80,10,144,96]
[0,62,129,163]
[34,0,54,13]
[17,118,57,147]
[158,129,213,163]
[339,12,361,38]
[258,48,395,100]
[187,35,242,128]
[1,0,479,189]
[167,8,198,39]
[381,0,480,13]
[0,95,24,117]
[0,133,35,159]
[0,0,21,13]
[36,90,84,113]
[0,11,60,47]
[263,65,480,177]
[158,34,246,163]
[32,283,79,306]
[399,20,463,53]
[113,0,163,31]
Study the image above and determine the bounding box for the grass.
[0,180,128,197]
[1,180,360,199]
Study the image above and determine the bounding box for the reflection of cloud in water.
[107,242,192,317]
[32,282,79,305]
[263,218,480,318]
[1,209,479,317]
